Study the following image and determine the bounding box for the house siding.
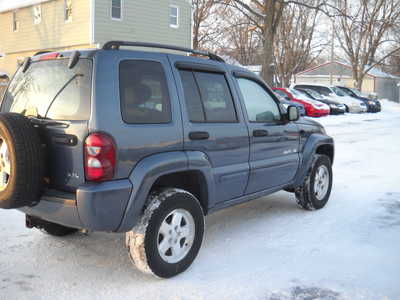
[376,77,400,103]
[0,0,91,76]
[93,0,191,48]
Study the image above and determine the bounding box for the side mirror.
[287,105,300,121]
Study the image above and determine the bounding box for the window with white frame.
[12,10,19,32]
[111,0,122,20]
[169,5,179,28]
[33,5,42,24]
[64,0,72,22]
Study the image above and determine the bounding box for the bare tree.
[223,0,338,85]
[274,3,324,86]
[335,0,400,89]
[215,8,264,65]
[192,0,219,50]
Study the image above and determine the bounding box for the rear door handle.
[189,131,209,140]
[253,129,268,137]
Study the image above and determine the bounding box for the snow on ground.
[1,101,400,300]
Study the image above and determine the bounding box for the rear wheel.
[126,188,204,278]
[26,215,78,236]
[42,222,78,237]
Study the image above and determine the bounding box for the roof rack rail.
[102,41,225,63]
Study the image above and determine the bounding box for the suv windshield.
[2,58,92,120]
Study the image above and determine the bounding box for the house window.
[12,10,19,32]
[64,0,72,22]
[33,5,42,24]
[169,5,179,28]
[111,0,122,20]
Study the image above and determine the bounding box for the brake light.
[39,52,60,61]
[84,133,116,181]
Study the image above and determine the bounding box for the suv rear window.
[2,59,92,120]
[119,60,171,124]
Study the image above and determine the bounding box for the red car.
[273,87,330,117]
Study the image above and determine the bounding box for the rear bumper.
[20,179,132,232]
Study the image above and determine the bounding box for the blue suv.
[0,41,334,278]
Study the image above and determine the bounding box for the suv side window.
[119,60,171,124]
[179,70,205,122]
[179,70,237,122]
[237,78,281,122]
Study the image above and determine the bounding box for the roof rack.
[102,41,225,63]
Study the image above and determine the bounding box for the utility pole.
[329,21,335,85]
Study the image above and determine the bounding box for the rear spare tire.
[0,113,44,209]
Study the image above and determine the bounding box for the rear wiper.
[44,73,84,118]
[28,115,67,127]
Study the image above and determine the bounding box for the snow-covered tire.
[295,154,332,210]
[125,188,205,278]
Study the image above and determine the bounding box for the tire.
[42,222,78,237]
[295,154,332,210]
[0,113,44,209]
[344,105,349,113]
[26,215,78,236]
[126,188,205,278]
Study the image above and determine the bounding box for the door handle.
[189,131,209,140]
[253,129,268,137]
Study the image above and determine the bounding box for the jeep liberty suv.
[0,41,334,278]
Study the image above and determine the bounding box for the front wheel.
[126,188,204,278]
[295,155,332,210]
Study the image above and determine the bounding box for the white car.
[290,83,367,113]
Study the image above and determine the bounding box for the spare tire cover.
[0,113,44,209]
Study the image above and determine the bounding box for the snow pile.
[314,99,400,128]
[0,0,51,13]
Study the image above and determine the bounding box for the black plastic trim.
[175,61,225,73]
[102,40,225,62]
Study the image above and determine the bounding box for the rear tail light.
[84,133,116,181]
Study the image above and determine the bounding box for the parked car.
[335,86,381,113]
[295,88,346,115]
[274,90,306,116]
[0,41,334,278]
[273,87,330,117]
[291,83,367,113]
